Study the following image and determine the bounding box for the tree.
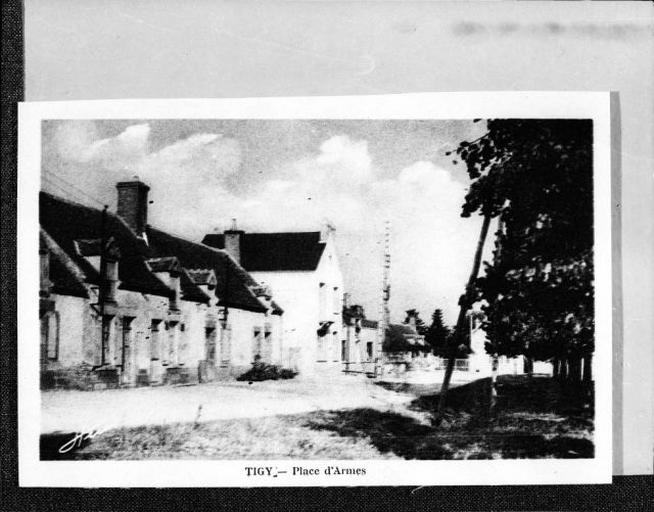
[425,308,451,357]
[457,119,594,382]
[436,119,594,417]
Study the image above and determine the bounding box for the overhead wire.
[42,170,107,208]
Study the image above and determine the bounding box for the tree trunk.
[489,354,499,414]
[561,358,569,380]
[569,355,582,385]
[437,214,491,419]
[582,354,592,382]
[524,356,534,377]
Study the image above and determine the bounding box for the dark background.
[1,1,651,510]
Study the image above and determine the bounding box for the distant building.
[384,323,428,358]
[202,225,344,375]
[39,179,283,389]
[342,303,380,375]
[466,310,525,376]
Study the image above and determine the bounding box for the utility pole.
[376,221,391,377]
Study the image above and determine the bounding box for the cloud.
[78,123,150,167]
[314,135,372,183]
[44,126,487,325]
[208,136,484,325]
[137,133,242,185]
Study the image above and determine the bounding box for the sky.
[41,119,491,325]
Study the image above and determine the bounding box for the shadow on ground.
[304,375,594,460]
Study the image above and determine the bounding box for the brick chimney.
[116,178,150,238]
[224,218,244,264]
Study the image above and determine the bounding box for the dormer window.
[75,237,121,305]
[146,257,182,312]
[104,258,119,304]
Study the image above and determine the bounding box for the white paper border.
[18,92,612,486]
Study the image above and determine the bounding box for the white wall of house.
[250,236,344,376]
[342,324,379,374]
[359,326,379,363]
[178,300,210,371]
[47,294,87,366]
[468,321,527,376]
[43,259,286,386]
[221,308,280,373]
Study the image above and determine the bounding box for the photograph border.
[18,92,612,487]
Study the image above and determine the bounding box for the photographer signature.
[58,425,112,454]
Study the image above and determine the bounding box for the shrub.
[237,360,298,382]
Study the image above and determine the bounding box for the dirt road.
[41,374,419,434]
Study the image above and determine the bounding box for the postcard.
[18,92,612,486]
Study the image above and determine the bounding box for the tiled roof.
[40,192,172,298]
[41,191,282,313]
[147,227,270,313]
[202,232,326,271]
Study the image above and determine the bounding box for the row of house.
[39,177,523,390]
[39,179,289,389]
[39,177,357,389]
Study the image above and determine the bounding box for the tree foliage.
[425,308,451,357]
[453,119,594,362]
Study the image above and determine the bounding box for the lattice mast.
[376,221,391,376]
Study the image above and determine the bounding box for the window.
[317,333,327,362]
[220,325,232,364]
[252,328,263,361]
[169,275,180,311]
[341,339,347,362]
[205,327,217,362]
[121,317,134,369]
[263,329,273,362]
[150,319,162,361]
[166,320,179,365]
[100,315,114,365]
[120,317,135,384]
[366,342,373,361]
[44,312,60,361]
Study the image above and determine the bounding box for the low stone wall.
[41,365,119,391]
[40,361,249,391]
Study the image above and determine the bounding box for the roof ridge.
[150,225,232,258]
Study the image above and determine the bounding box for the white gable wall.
[250,236,344,376]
